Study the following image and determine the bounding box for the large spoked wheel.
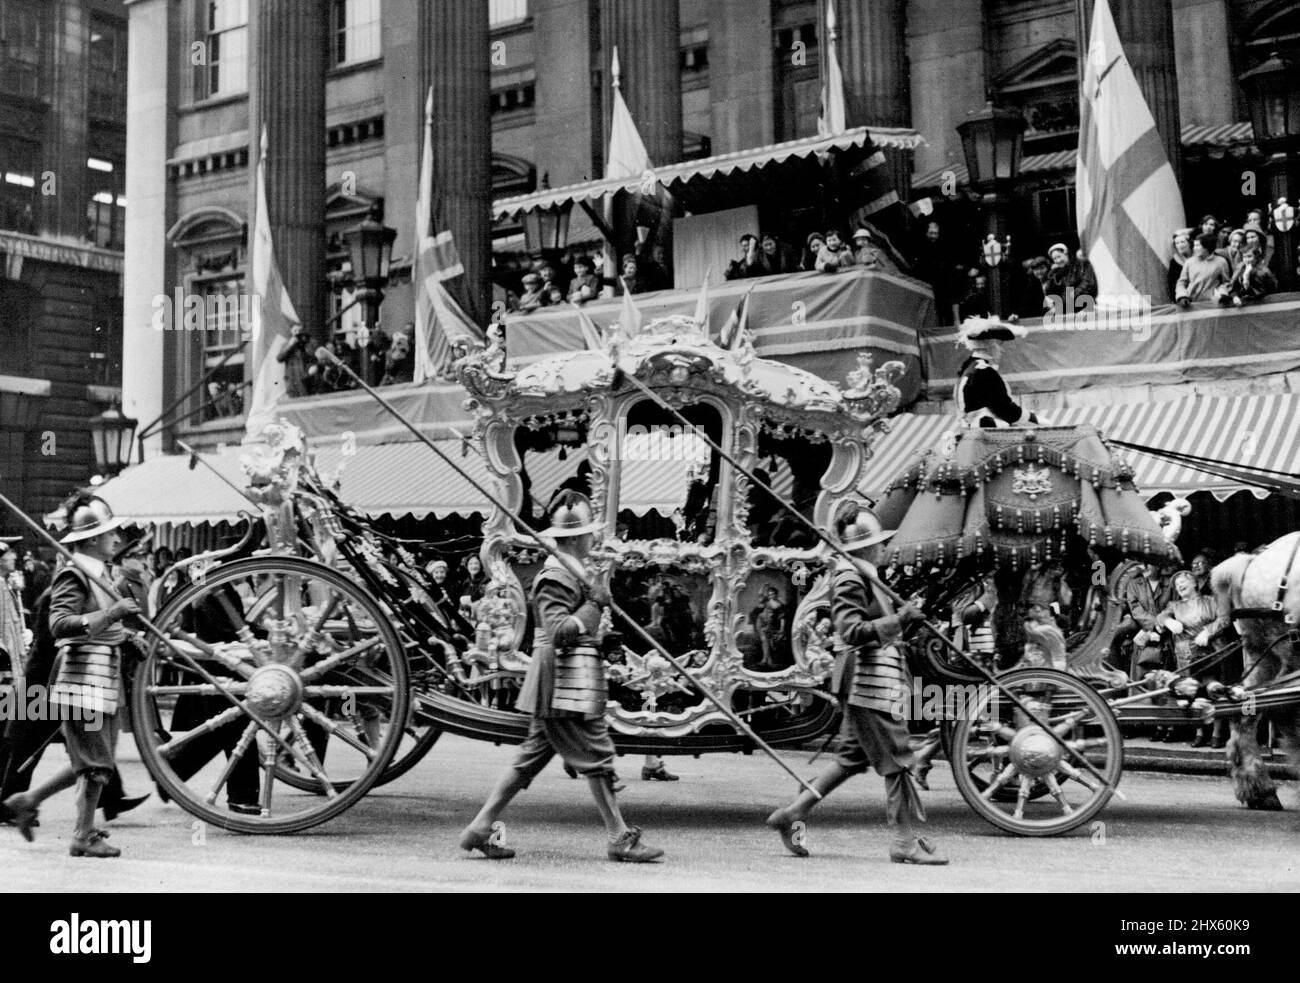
[274,563,446,793]
[132,556,410,834]
[270,638,443,794]
[949,668,1123,837]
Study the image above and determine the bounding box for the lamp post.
[343,213,398,331]
[958,101,1027,318]
[89,400,138,479]
[521,176,573,273]
[1240,52,1300,291]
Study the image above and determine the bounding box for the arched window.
[167,207,248,424]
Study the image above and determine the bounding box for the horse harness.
[1231,534,1300,641]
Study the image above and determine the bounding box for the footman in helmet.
[3,495,139,858]
[766,505,949,865]
[459,492,663,863]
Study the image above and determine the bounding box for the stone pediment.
[994,38,1078,94]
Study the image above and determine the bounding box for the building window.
[0,0,46,100]
[773,23,820,142]
[1033,185,1078,245]
[0,135,37,234]
[330,0,380,67]
[86,156,124,250]
[0,279,34,375]
[195,276,247,422]
[680,44,709,73]
[197,0,248,100]
[490,0,528,28]
[90,293,123,388]
[491,82,535,115]
[88,14,126,119]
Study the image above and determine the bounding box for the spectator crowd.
[1168,210,1279,308]
[253,203,1297,407]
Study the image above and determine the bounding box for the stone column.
[418,0,491,324]
[1077,0,1182,184]
[835,0,912,203]
[254,0,327,341]
[122,0,172,457]
[837,0,910,129]
[601,0,682,166]
[534,0,596,185]
[46,1,89,238]
[707,0,773,154]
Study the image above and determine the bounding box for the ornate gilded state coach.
[455,312,906,741]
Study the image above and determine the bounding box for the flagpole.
[602,48,622,284]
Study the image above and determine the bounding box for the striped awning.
[493,125,924,220]
[99,437,708,528]
[1179,121,1254,148]
[858,394,1300,503]
[97,442,496,526]
[913,122,1255,190]
[913,149,1078,191]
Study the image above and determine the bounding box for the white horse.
[1210,535,1300,810]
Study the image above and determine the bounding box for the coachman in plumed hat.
[953,316,1044,428]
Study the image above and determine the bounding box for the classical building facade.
[0,0,127,538]
[118,0,1297,460]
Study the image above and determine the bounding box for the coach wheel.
[938,712,1053,805]
[949,668,1123,837]
[132,556,409,834]
[274,564,449,793]
[269,636,444,794]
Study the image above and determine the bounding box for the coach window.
[614,399,724,547]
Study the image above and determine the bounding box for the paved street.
[2,734,1297,892]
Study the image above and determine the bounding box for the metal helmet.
[545,492,602,539]
[838,506,895,554]
[60,496,124,544]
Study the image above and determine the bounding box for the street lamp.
[957,102,1027,189]
[521,205,572,255]
[344,213,397,330]
[1240,52,1300,290]
[90,400,138,479]
[958,102,1027,317]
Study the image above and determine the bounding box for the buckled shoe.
[890,836,949,865]
[607,826,663,863]
[459,823,516,859]
[70,830,121,859]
